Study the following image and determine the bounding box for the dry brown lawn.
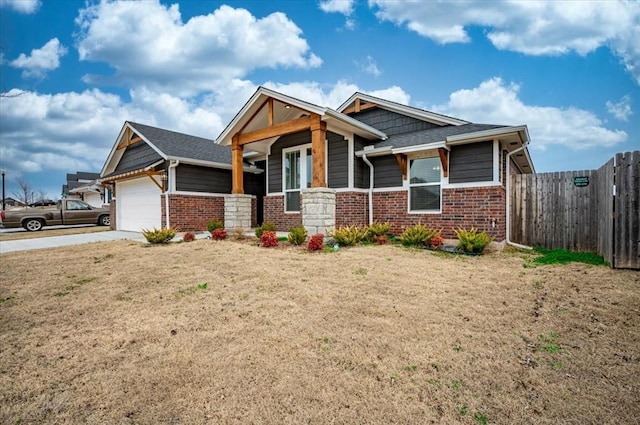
[0,226,109,242]
[1,239,638,424]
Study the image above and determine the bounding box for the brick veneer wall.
[372,187,506,240]
[263,195,302,231]
[335,191,368,227]
[161,194,225,231]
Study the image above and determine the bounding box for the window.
[66,200,90,210]
[284,146,312,212]
[409,157,441,212]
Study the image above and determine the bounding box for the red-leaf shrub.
[374,235,388,245]
[307,233,324,251]
[211,228,227,240]
[260,230,279,248]
[430,235,444,249]
[183,231,196,242]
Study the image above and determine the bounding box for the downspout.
[506,143,532,250]
[362,152,374,225]
[165,160,179,228]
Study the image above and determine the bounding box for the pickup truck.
[0,199,110,231]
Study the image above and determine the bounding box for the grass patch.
[532,247,608,267]
[177,282,208,296]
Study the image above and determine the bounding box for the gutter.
[165,160,179,228]
[505,143,532,250]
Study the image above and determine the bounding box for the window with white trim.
[409,156,441,212]
[283,145,312,212]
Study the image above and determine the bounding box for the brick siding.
[371,187,506,240]
[335,191,368,227]
[161,194,225,232]
[263,195,302,231]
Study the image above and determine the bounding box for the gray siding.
[114,142,163,174]
[370,156,402,188]
[350,108,442,136]
[327,132,348,188]
[449,141,494,183]
[354,135,368,189]
[176,165,231,193]
[176,164,265,195]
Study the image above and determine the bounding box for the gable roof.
[128,122,232,164]
[378,124,506,149]
[338,92,469,126]
[101,122,259,179]
[215,86,386,151]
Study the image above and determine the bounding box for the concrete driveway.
[0,231,147,254]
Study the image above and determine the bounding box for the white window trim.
[282,143,312,214]
[407,156,442,214]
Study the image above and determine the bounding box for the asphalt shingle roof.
[128,122,232,164]
[376,123,506,149]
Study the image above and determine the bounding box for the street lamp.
[1,168,5,211]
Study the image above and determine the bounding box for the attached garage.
[116,177,162,231]
[100,121,264,232]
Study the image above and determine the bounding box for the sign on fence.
[573,176,589,187]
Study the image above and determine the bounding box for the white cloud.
[10,38,68,78]
[369,0,640,84]
[434,78,627,150]
[263,80,410,108]
[0,78,411,181]
[75,1,322,96]
[319,0,355,15]
[606,96,633,121]
[359,55,381,77]
[0,0,40,14]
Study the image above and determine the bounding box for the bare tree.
[11,178,35,207]
[35,189,49,202]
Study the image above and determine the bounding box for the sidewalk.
[0,231,147,254]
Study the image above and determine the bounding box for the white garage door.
[117,177,161,232]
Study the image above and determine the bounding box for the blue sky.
[1,0,638,199]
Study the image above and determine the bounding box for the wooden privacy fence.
[510,151,639,269]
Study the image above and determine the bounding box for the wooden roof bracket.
[395,153,408,181]
[438,148,449,178]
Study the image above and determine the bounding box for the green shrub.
[288,226,307,245]
[207,219,224,233]
[142,227,177,244]
[365,222,391,241]
[332,225,367,246]
[255,221,276,238]
[400,223,439,247]
[454,227,493,254]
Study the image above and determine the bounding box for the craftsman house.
[100,122,263,232]
[215,87,533,240]
[100,87,534,240]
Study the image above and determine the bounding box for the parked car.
[0,199,110,231]
[28,199,57,207]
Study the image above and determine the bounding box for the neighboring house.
[215,87,534,240]
[100,122,263,232]
[63,172,107,208]
[3,197,27,208]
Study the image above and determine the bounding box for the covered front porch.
[216,87,383,234]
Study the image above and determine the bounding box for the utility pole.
[1,168,5,210]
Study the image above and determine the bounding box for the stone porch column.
[225,194,252,231]
[301,187,336,235]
